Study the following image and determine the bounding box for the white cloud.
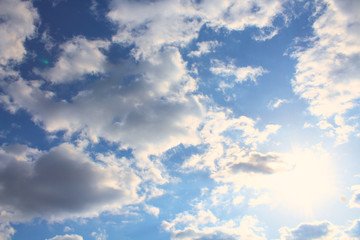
[46,234,84,240]
[268,98,288,110]
[182,110,281,173]
[0,0,38,65]
[0,143,142,222]
[0,223,15,240]
[42,37,110,84]
[210,60,267,84]
[91,229,107,240]
[290,0,360,143]
[188,41,220,57]
[2,46,203,176]
[63,226,73,232]
[107,0,286,59]
[143,204,160,217]
[162,208,266,240]
[316,115,355,145]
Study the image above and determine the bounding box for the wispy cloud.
[268,98,288,110]
[211,59,267,84]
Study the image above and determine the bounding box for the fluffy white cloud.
[42,37,110,83]
[2,45,203,167]
[46,234,83,240]
[182,110,281,173]
[291,0,360,143]
[316,115,355,145]
[162,208,266,240]
[210,60,267,84]
[0,0,38,65]
[0,143,141,222]
[107,0,285,59]
[143,204,160,217]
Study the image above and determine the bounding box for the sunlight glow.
[268,147,338,217]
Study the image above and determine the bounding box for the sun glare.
[268,147,338,217]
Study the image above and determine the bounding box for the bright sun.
[268,147,338,217]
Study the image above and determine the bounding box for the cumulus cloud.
[162,208,266,240]
[107,0,285,59]
[46,234,84,240]
[182,110,281,173]
[42,37,110,84]
[0,0,38,65]
[0,143,141,222]
[316,115,355,145]
[290,0,360,143]
[210,60,267,84]
[2,45,203,169]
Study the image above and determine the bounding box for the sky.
[0,0,360,239]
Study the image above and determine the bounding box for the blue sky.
[0,0,360,239]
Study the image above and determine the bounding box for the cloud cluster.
[0,143,141,222]
[210,60,267,84]
[108,0,285,59]
[162,208,266,240]
[182,110,282,175]
[291,0,360,143]
[43,37,110,84]
[3,45,203,165]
